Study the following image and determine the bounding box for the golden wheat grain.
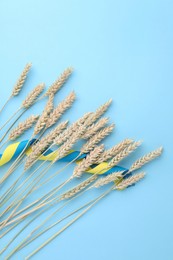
[73,145,104,178]
[108,141,142,167]
[25,121,69,170]
[53,125,86,162]
[22,83,45,108]
[45,67,73,96]
[85,99,112,126]
[91,171,124,188]
[12,63,32,96]
[97,139,133,163]
[82,117,109,139]
[60,175,98,200]
[8,115,39,140]
[46,92,76,128]
[34,94,54,135]
[81,124,114,154]
[115,172,145,190]
[129,147,163,172]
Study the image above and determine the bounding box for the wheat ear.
[53,124,86,162]
[115,172,145,190]
[108,141,142,167]
[21,83,45,109]
[85,99,112,126]
[91,171,124,188]
[129,147,163,172]
[54,112,92,145]
[8,115,39,141]
[25,121,68,170]
[97,138,133,163]
[81,124,115,154]
[34,94,54,135]
[73,145,105,178]
[46,91,76,128]
[0,63,32,129]
[45,67,73,96]
[12,63,32,96]
[82,117,109,139]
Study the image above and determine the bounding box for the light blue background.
[0,0,173,259]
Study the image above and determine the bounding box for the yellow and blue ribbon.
[0,139,129,177]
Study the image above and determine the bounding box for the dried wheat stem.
[24,186,113,260]
[45,67,73,96]
[108,141,142,167]
[0,125,86,225]
[46,91,76,128]
[129,147,163,172]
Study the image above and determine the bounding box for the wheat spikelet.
[129,147,163,172]
[12,63,32,96]
[53,125,86,162]
[82,117,109,139]
[91,171,124,188]
[115,172,145,190]
[25,121,68,170]
[54,113,92,146]
[108,141,142,167]
[46,91,76,128]
[73,145,104,178]
[34,94,54,135]
[97,139,133,163]
[8,115,39,140]
[22,83,45,108]
[60,175,98,200]
[81,124,115,154]
[85,99,112,126]
[45,67,73,96]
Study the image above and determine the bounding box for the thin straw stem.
[0,95,12,115]
[0,107,21,132]
[25,186,113,260]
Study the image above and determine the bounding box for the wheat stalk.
[81,124,115,154]
[73,145,105,178]
[21,83,45,108]
[46,92,76,128]
[97,138,133,163]
[82,117,109,139]
[108,141,142,167]
[34,94,54,135]
[129,147,163,172]
[45,67,73,96]
[12,63,32,97]
[8,115,39,141]
[115,172,145,190]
